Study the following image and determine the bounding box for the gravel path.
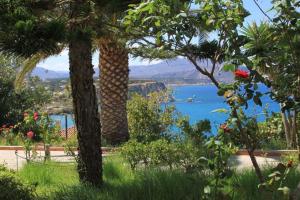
[0,150,282,171]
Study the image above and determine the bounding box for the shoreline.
[166,83,214,87]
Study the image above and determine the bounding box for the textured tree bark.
[98,38,129,145]
[69,38,102,186]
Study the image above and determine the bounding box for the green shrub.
[121,140,150,170]
[121,139,205,172]
[0,163,9,172]
[0,171,35,200]
[127,92,177,143]
[176,141,205,172]
[149,139,178,169]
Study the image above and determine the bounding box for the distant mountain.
[32,68,69,80]
[32,58,233,83]
[129,58,233,83]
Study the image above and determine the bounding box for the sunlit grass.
[17,156,300,200]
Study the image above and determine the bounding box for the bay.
[51,84,280,131]
[169,84,279,130]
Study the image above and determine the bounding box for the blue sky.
[38,1,273,72]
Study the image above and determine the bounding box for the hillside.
[46,80,167,114]
[32,58,233,84]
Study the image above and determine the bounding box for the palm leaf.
[14,52,49,91]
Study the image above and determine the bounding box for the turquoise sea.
[169,85,279,131]
[51,85,280,131]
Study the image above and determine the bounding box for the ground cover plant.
[8,156,300,200]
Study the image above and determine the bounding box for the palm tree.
[0,0,102,186]
[98,37,129,145]
[95,2,138,145]
[242,23,298,149]
[14,1,139,146]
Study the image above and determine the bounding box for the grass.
[230,168,300,200]
[18,157,207,200]
[16,156,300,200]
[18,162,79,195]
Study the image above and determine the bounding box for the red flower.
[287,160,293,168]
[33,112,38,121]
[27,131,34,139]
[234,69,249,79]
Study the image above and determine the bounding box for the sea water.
[51,85,280,130]
[169,84,279,131]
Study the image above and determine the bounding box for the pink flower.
[33,112,38,121]
[2,125,6,128]
[234,70,249,79]
[27,131,34,139]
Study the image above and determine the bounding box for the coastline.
[166,83,214,87]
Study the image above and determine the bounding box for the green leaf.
[204,186,211,194]
[223,64,235,72]
[217,88,225,96]
[155,20,161,27]
[211,108,229,113]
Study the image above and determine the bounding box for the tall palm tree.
[0,0,102,186]
[96,1,140,145]
[98,37,129,145]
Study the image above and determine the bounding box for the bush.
[121,140,150,170]
[127,92,177,143]
[149,139,178,169]
[0,171,35,200]
[121,139,204,172]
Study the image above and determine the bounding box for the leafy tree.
[0,54,51,126]
[0,0,102,186]
[12,1,141,146]
[240,1,300,149]
[122,0,267,182]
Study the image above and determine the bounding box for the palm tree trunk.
[98,38,129,145]
[69,38,102,186]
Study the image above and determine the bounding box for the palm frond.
[14,52,49,91]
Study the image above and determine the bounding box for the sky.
[38,0,273,72]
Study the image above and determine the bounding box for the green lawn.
[17,157,300,200]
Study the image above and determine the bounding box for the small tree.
[123,0,265,182]
[127,91,176,143]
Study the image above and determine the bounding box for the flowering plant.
[234,69,249,79]
[20,111,59,143]
[17,111,60,161]
[0,125,20,145]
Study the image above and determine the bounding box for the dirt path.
[0,150,77,170]
[0,150,282,171]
